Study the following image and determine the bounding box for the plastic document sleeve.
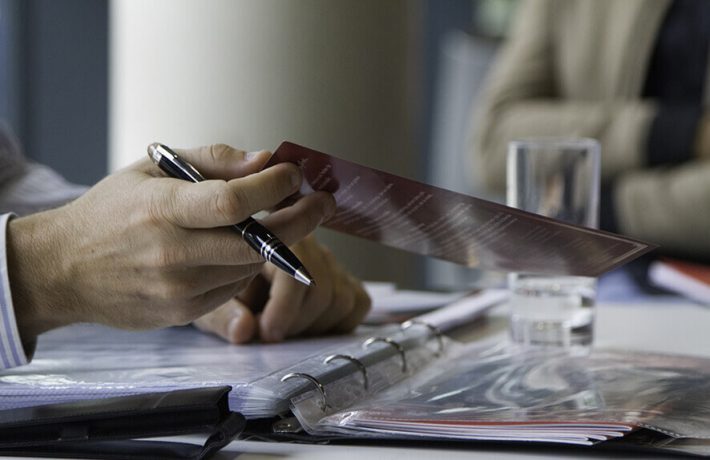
[272,342,710,458]
[0,386,245,460]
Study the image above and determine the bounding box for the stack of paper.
[347,419,633,445]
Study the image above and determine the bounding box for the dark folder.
[0,386,244,460]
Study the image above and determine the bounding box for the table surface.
[10,269,710,460]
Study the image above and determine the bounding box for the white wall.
[110,0,423,286]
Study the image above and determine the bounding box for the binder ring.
[280,372,328,411]
[324,354,369,390]
[401,320,445,355]
[363,337,407,373]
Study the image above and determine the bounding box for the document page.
[267,142,653,277]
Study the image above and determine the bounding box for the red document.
[266,142,653,276]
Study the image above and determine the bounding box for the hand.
[6,145,336,346]
[193,235,371,343]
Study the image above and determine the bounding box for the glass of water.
[507,138,600,348]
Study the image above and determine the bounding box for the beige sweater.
[472,0,710,258]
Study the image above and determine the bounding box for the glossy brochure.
[266,142,654,277]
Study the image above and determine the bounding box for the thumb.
[192,298,257,344]
[175,144,273,180]
[141,143,272,180]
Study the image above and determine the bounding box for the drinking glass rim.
[509,137,600,150]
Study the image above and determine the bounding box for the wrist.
[6,210,76,343]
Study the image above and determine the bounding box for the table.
[8,270,708,460]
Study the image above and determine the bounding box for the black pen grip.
[235,219,302,274]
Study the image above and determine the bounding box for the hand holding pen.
[144,144,371,343]
[145,144,370,343]
[148,143,314,286]
[9,143,342,347]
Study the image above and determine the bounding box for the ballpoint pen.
[147,143,315,286]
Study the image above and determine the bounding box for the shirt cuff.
[0,213,31,368]
[646,105,701,166]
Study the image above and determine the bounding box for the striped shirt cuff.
[0,213,29,368]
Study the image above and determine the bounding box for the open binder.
[280,341,710,457]
[3,288,710,458]
[0,290,507,417]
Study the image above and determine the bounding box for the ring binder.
[363,337,407,373]
[401,320,445,356]
[280,373,328,412]
[324,354,369,390]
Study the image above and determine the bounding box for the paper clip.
[363,337,407,373]
[280,372,328,412]
[324,354,369,390]
[401,319,445,356]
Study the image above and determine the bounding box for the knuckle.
[145,200,164,227]
[211,182,243,223]
[146,181,190,227]
[151,284,193,319]
[156,278,188,301]
[267,164,298,196]
[144,183,173,225]
[208,144,236,164]
[150,245,185,269]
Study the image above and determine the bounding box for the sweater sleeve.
[614,160,710,259]
[470,0,656,194]
[0,124,87,216]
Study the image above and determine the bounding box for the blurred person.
[0,124,370,369]
[471,0,710,260]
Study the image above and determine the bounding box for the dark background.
[0,0,107,185]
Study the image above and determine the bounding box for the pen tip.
[294,268,315,287]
